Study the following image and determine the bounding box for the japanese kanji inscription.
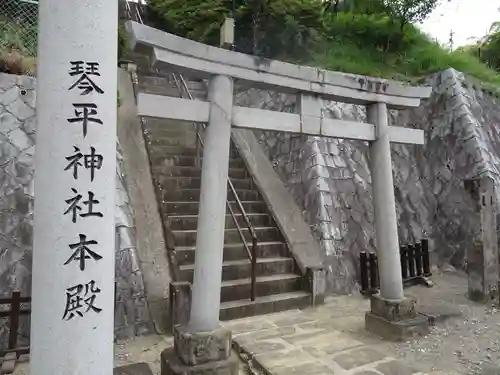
[62,60,106,320]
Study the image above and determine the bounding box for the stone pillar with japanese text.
[31,1,117,375]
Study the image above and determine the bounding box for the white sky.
[420,0,499,48]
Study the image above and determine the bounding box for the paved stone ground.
[222,270,500,375]
[10,270,500,375]
[10,335,251,375]
[222,307,426,375]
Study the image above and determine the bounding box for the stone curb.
[232,340,274,375]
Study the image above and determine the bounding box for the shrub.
[146,0,324,58]
[118,23,129,61]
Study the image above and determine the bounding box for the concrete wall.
[117,68,171,334]
[0,72,152,350]
[236,68,499,294]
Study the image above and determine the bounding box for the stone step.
[171,227,281,247]
[227,188,259,202]
[148,135,197,148]
[147,143,238,158]
[145,131,200,147]
[143,117,206,132]
[139,74,172,88]
[168,213,272,231]
[139,74,206,91]
[139,84,181,98]
[164,200,268,216]
[138,84,206,100]
[175,241,289,265]
[139,82,207,101]
[148,143,203,161]
[220,274,303,303]
[219,292,311,321]
[162,188,260,202]
[160,176,253,191]
[178,257,296,282]
[148,143,239,157]
[153,165,246,179]
[153,155,245,169]
[138,76,178,97]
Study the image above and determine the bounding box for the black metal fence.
[0,291,31,374]
[359,239,432,295]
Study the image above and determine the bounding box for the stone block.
[272,362,334,375]
[174,325,232,366]
[468,241,499,303]
[304,266,326,306]
[365,311,429,341]
[333,347,386,370]
[465,176,499,304]
[161,348,238,375]
[114,362,154,375]
[370,294,417,321]
[169,281,192,333]
[375,360,417,375]
[418,303,462,325]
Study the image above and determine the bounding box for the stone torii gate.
[127,21,432,374]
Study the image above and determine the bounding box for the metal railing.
[359,239,433,296]
[122,1,259,301]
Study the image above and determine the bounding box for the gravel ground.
[303,269,500,375]
[390,270,500,375]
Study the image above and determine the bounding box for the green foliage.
[235,0,324,57]
[0,18,37,56]
[461,22,500,73]
[311,18,500,85]
[477,22,500,72]
[145,0,500,86]
[336,0,389,15]
[147,0,324,57]
[118,23,129,61]
[147,0,231,45]
[323,13,405,52]
[383,0,440,31]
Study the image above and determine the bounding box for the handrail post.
[251,237,258,302]
[359,251,369,294]
[196,123,200,168]
[8,291,21,352]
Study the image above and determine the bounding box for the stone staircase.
[138,73,311,320]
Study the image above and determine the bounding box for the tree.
[476,22,500,71]
[383,0,440,32]
[146,0,324,58]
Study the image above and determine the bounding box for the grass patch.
[0,18,37,76]
[303,14,500,86]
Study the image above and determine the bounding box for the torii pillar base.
[160,325,238,375]
[365,294,429,341]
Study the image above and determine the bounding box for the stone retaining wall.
[0,73,152,350]
[236,68,500,294]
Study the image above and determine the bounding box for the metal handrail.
[172,73,259,302]
[123,0,259,302]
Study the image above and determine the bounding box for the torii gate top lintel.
[125,21,431,109]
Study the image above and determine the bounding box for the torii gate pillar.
[167,75,239,375]
[365,103,429,340]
